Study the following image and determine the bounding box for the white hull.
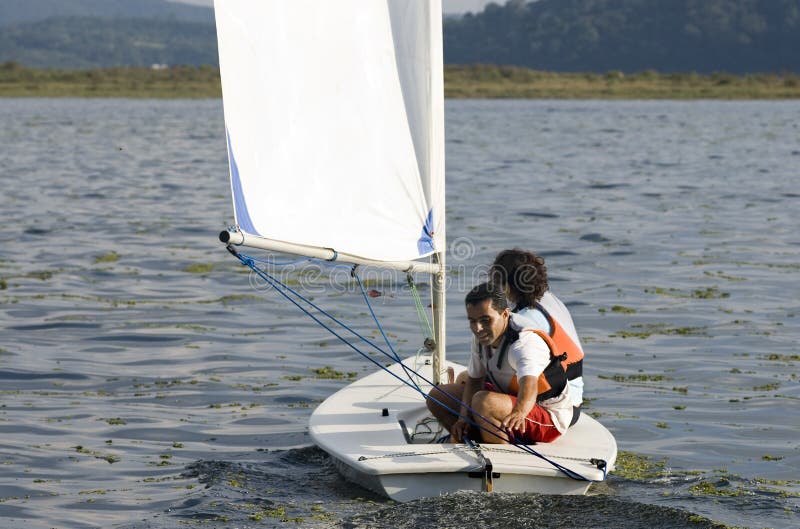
[309,355,617,502]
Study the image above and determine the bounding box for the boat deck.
[309,355,617,501]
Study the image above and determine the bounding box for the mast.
[431,251,446,385]
[428,0,446,385]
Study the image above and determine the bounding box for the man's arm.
[500,374,538,434]
[450,376,483,442]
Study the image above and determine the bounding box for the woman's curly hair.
[490,248,549,308]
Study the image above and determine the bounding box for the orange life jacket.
[517,302,584,382]
[489,327,568,402]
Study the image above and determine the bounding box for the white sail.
[214,2,617,498]
[214,0,445,263]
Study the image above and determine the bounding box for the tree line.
[444,0,800,74]
[1,0,799,73]
[0,17,218,69]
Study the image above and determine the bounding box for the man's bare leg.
[471,390,514,444]
[426,383,465,432]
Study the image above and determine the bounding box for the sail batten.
[215,0,445,263]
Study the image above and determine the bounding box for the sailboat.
[213,0,616,502]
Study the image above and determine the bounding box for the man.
[426,282,573,444]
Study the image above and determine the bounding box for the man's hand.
[500,408,528,435]
[450,418,469,442]
[501,374,537,436]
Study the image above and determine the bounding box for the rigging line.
[407,273,433,339]
[353,271,423,394]
[239,251,433,392]
[352,268,402,364]
[228,248,598,482]
[235,249,514,448]
[238,252,404,368]
[244,251,596,480]
[237,247,592,479]
[231,249,434,394]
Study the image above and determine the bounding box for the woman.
[490,248,585,411]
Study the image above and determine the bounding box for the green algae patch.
[763,479,800,499]
[248,505,304,523]
[313,366,359,380]
[752,382,780,391]
[78,489,109,495]
[94,252,119,264]
[691,287,730,299]
[213,294,264,305]
[599,373,672,383]
[599,305,638,314]
[611,323,707,339]
[686,515,731,528]
[280,367,360,381]
[693,259,800,271]
[184,263,215,274]
[73,445,120,464]
[644,286,729,299]
[689,479,749,497]
[613,451,669,480]
[703,270,747,282]
[26,270,54,280]
[764,353,800,362]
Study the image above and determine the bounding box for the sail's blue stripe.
[417,208,435,255]
[226,130,260,236]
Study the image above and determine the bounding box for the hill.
[444,0,800,74]
[0,0,213,26]
[0,17,217,69]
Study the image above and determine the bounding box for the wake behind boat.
[213,0,616,501]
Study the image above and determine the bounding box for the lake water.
[0,98,798,529]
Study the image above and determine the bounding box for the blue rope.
[234,252,514,444]
[235,252,435,394]
[229,248,600,482]
[353,270,422,394]
[234,250,598,481]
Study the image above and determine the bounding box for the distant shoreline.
[2,63,799,99]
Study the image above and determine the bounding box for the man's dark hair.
[465,282,508,312]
